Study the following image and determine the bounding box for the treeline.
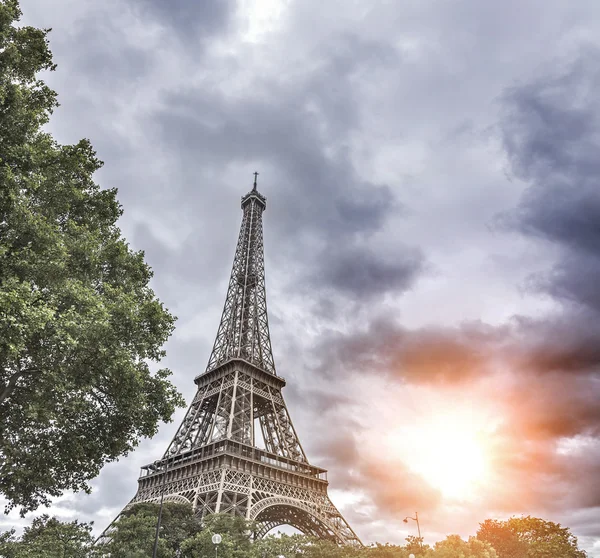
[0,505,587,557]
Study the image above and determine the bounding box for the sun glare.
[387,413,491,501]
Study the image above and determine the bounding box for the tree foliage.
[98,502,202,557]
[426,534,497,558]
[0,0,183,514]
[477,516,587,558]
[366,542,412,558]
[0,515,98,557]
[97,508,164,558]
[0,510,590,558]
[252,534,368,558]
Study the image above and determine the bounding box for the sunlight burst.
[387,413,491,501]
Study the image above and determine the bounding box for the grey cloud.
[531,251,600,312]
[67,9,152,85]
[498,47,600,313]
[313,318,504,384]
[513,312,600,375]
[333,183,397,238]
[316,245,425,299]
[500,51,600,187]
[499,370,600,442]
[151,89,390,239]
[128,0,235,40]
[54,465,134,518]
[286,385,355,415]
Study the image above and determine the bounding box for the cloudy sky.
[5,0,600,554]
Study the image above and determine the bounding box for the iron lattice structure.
[109,180,361,545]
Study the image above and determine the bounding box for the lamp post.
[212,533,222,558]
[152,455,174,558]
[403,512,422,548]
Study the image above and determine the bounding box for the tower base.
[130,440,361,546]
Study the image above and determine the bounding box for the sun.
[386,413,491,500]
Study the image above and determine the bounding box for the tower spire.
[206,177,274,375]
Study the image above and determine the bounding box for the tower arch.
[251,497,346,543]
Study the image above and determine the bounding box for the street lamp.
[403,511,422,548]
[152,456,175,558]
[212,533,222,558]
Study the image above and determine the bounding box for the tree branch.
[0,366,40,405]
[89,389,110,413]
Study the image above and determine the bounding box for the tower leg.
[215,469,227,513]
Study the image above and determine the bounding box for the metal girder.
[206,189,276,375]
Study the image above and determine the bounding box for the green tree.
[476,519,525,558]
[251,533,312,558]
[252,532,367,558]
[426,534,497,558]
[0,529,19,558]
[181,513,255,558]
[365,542,410,558]
[302,537,367,558]
[0,515,98,558]
[0,0,184,514]
[99,510,165,558]
[98,502,202,557]
[477,516,587,558]
[404,535,429,556]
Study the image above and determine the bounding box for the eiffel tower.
[123,176,361,545]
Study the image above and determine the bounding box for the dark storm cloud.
[498,47,600,312]
[312,318,505,384]
[316,245,425,299]
[539,256,600,311]
[500,371,600,442]
[512,312,600,376]
[66,8,152,85]
[129,0,235,39]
